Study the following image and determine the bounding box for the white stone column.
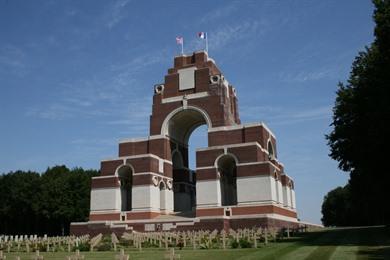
[282,186,292,208]
[291,189,296,209]
[160,188,174,213]
[277,180,284,204]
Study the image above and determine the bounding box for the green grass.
[3,226,390,259]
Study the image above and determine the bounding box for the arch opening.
[217,155,238,206]
[167,108,209,213]
[118,165,133,211]
[159,181,166,212]
[268,141,275,159]
[167,108,208,145]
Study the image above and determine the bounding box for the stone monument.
[70,51,297,235]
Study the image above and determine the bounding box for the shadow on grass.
[359,247,390,260]
[283,226,390,259]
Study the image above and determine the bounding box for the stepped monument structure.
[71,51,298,235]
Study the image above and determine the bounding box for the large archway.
[166,107,209,213]
[117,165,133,211]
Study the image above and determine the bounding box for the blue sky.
[0,0,375,224]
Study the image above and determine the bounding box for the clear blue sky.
[0,0,375,224]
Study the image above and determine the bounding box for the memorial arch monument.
[71,51,298,235]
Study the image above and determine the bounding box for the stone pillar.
[236,174,274,205]
[132,185,160,211]
[90,185,121,211]
[196,178,221,208]
[282,185,292,208]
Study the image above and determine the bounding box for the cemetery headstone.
[32,250,43,260]
[164,248,180,260]
[89,233,102,252]
[115,249,129,260]
[111,233,119,252]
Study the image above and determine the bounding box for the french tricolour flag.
[198,32,207,39]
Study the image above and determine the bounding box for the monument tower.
[71,51,297,234]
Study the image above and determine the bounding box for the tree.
[326,0,390,225]
[39,166,98,235]
[0,171,41,234]
[321,185,351,226]
[0,166,99,235]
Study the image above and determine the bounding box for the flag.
[176,36,184,54]
[176,36,183,45]
[198,32,207,39]
[198,32,208,53]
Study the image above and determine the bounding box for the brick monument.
[70,51,297,235]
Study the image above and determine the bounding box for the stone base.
[70,215,300,236]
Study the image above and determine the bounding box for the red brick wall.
[126,157,159,173]
[228,145,258,163]
[196,168,218,181]
[119,141,148,157]
[89,213,120,221]
[196,208,224,217]
[91,177,119,189]
[149,138,170,160]
[236,163,274,177]
[196,149,224,167]
[208,129,243,146]
[100,160,123,176]
[126,211,160,220]
[119,138,170,159]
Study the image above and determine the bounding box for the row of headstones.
[0,234,39,243]
[0,235,90,253]
[0,248,185,260]
[0,227,301,260]
[0,248,159,260]
[0,234,92,243]
[99,226,298,251]
[0,249,87,260]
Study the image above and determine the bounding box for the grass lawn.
[3,226,389,260]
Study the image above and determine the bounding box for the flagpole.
[181,39,184,55]
[205,32,208,53]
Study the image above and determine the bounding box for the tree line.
[322,0,390,226]
[0,166,98,235]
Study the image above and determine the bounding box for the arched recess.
[159,181,167,211]
[162,106,211,213]
[267,140,275,159]
[217,154,238,206]
[117,165,133,211]
[172,150,184,169]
